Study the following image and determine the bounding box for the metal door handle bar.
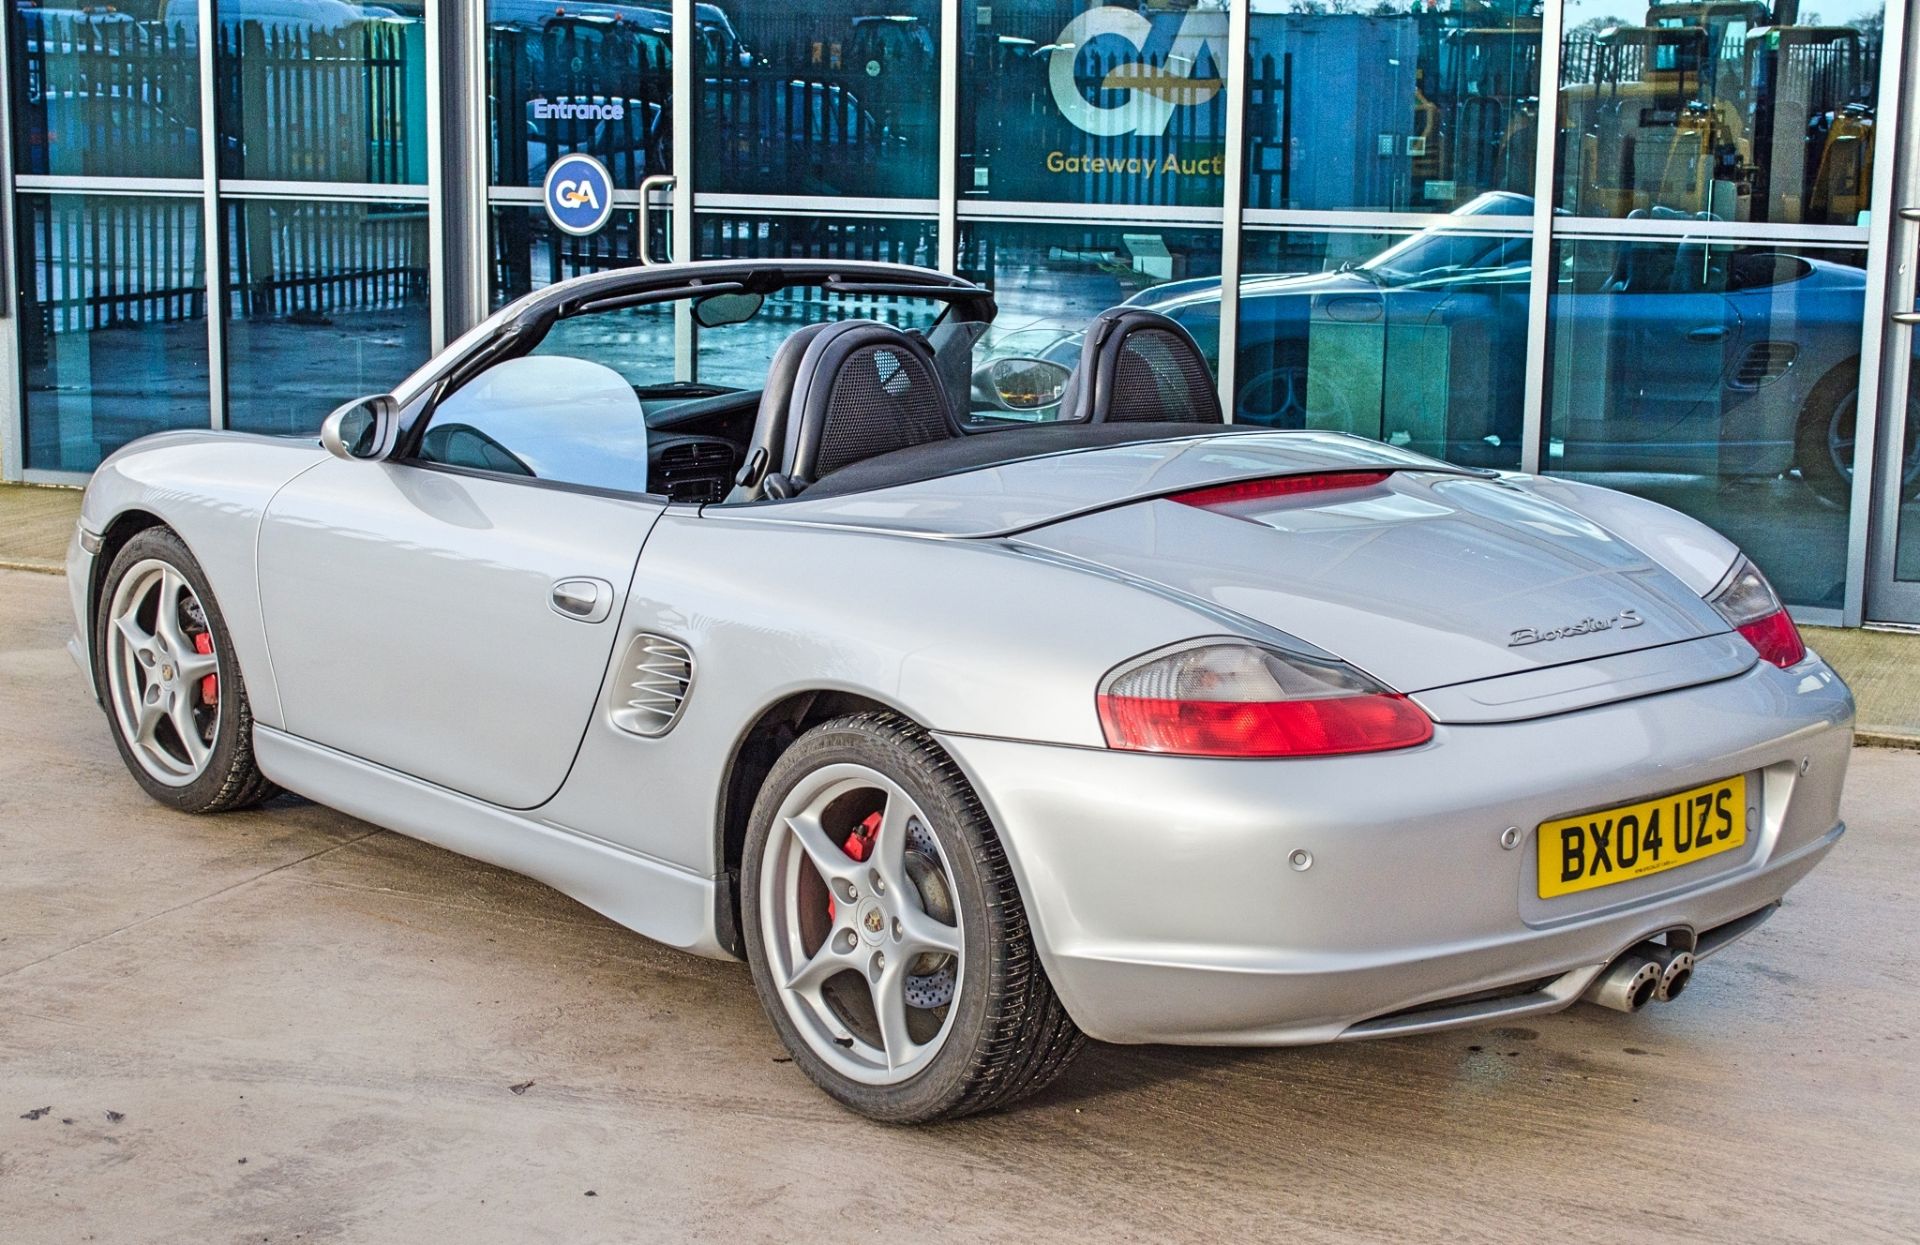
[638,174,676,265]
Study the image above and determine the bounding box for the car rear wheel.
[1795,360,1920,507]
[96,526,279,814]
[741,712,1082,1122]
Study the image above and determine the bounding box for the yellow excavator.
[1559,0,1873,224]
[1411,6,1543,207]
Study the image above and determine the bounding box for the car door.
[257,354,665,811]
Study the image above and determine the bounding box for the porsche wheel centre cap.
[857,900,887,945]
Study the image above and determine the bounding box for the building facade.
[2,0,1917,624]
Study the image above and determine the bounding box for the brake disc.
[903,820,956,1009]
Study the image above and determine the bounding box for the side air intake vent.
[1731,342,1797,389]
[655,439,736,503]
[608,633,694,737]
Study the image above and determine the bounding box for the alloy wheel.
[758,762,963,1086]
[104,558,221,787]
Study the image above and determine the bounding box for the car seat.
[1059,307,1222,424]
[734,320,963,500]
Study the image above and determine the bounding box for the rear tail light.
[1707,556,1806,669]
[1096,641,1433,758]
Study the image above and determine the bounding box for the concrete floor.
[2,566,1918,1244]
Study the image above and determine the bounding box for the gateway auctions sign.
[984,3,1228,202]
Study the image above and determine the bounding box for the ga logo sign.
[543,153,615,237]
[1049,4,1227,138]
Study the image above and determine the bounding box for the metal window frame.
[1861,0,1918,624]
[1216,0,1250,420]
[1519,0,1566,477]
[0,8,19,483]
[197,0,224,432]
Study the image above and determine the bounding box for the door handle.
[1894,311,1920,326]
[1684,325,1728,342]
[637,174,675,264]
[550,577,614,623]
[1322,296,1383,323]
[1900,207,1920,221]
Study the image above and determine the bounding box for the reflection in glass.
[697,5,939,199]
[19,195,210,473]
[487,6,671,189]
[1556,0,1884,225]
[490,206,659,305]
[955,221,1220,425]
[1547,238,1872,607]
[1234,204,1529,469]
[960,1,1228,208]
[958,222,1222,374]
[224,199,431,437]
[698,212,935,268]
[1246,3,1540,213]
[6,2,201,177]
[213,1,428,183]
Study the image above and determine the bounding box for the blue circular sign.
[543,153,615,237]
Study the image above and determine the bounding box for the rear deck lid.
[1015,468,1737,694]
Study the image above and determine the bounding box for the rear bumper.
[936,657,1854,1045]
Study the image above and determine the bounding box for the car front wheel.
[95,526,279,814]
[741,712,1082,1122]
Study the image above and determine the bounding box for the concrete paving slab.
[2,566,1917,1243]
[0,483,80,573]
[1806,625,1920,743]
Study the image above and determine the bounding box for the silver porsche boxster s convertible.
[66,259,1854,1122]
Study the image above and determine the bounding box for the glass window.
[6,2,202,178]
[959,220,1222,358]
[223,199,431,436]
[1236,212,1529,470]
[698,211,936,267]
[1556,1,1885,225]
[18,194,211,473]
[490,205,659,306]
[956,221,1220,424]
[524,281,945,396]
[696,4,940,199]
[1246,3,1541,213]
[960,1,1228,208]
[211,1,429,184]
[487,5,671,189]
[418,351,654,493]
[1546,237,1870,608]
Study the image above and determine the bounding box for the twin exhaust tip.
[1582,942,1696,1013]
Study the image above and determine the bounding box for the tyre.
[741,712,1083,1123]
[1795,360,1920,507]
[95,526,279,814]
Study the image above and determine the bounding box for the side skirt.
[254,725,732,959]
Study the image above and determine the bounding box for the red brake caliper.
[825,811,882,921]
[193,633,218,706]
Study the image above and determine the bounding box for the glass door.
[1867,10,1920,625]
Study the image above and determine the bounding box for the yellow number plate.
[1537,775,1748,899]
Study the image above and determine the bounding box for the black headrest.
[1060,307,1223,424]
[737,320,963,499]
[735,322,836,499]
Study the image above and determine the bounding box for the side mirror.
[320,394,399,461]
[975,357,1072,413]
